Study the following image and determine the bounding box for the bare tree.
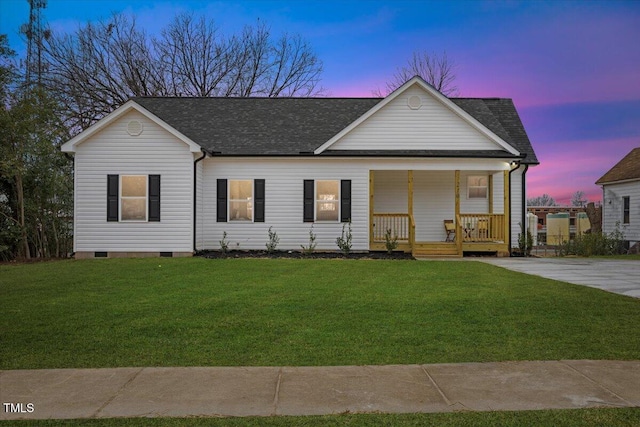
[375,50,458,97]
[42,14,163,131]
[155,14,233,97]
[571,190,588,207]
[527,194,557,207]
[42,13,324,133]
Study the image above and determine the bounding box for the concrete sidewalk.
[479,258,640,298]
[1,360,639,420]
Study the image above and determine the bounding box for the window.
[229,180,253,221]
[216,179,265,223]
[467,176,488,199]
[107,174,160,222]
[316,180,339,221]
[303,180,351,223]
[121,176,147,221]
[623,196,630,224]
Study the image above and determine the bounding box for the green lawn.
[3,408,640,426]
[1,258,639,369]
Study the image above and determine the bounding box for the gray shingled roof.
[133,96,538,164]
[596,147,640,184]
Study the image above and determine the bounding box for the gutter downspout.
[521,164,529,256]
[193,150,207,253]
[508,160,522,257]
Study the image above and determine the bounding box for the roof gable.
[314,76,520,157]
[596,147,640,185]
[61,100,202,153]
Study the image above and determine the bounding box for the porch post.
[408,170,414,247]
[369,170,374,247]
[488,174,493,214]
[503,169,510,249]
[455,170,462,254]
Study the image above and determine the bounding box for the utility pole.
[20,0,48,87]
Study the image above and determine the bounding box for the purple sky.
[2,0,639,205]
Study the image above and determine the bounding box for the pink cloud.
[528,137,639,205]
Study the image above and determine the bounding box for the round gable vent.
[408,95,422,110]
[127,120,143,136]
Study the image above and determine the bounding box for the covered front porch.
[369,169,511,257]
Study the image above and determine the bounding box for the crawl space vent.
[407,95,422,110]
[127,120,143,136]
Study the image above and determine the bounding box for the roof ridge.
[131,96,384,100]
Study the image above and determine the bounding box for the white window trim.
[467,175,488,199]
[120,175,148,222]
[315,180,340,222]
[229,179,254,222]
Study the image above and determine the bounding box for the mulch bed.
[197,250,415,260]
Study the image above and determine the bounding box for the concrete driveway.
[480,258,640,298]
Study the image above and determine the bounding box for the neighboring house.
[528,206,591,244]
[596,147,640,245]
[61,76,539,258]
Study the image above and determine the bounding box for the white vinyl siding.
[202,158,368,251]
[195,160,204,250]
[510,168,524,248]
[603,181,640,242]
[373,171,408,213]
[329,86,503,151]
[73,110,194,252]
[200,158,513,251]
[413,171,455,241]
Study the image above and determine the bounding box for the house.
[60,76,539,258]
[596,147,640,246]
[528,206,591,245]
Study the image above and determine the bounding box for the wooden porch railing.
[456,213,506,242]
[372,213,413,243]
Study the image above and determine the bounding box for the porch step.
[412,242,460,258]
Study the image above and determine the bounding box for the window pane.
[468,175,488,199]
[230,201,252,221]
[469,187,487,198]
[122,198,146,221]
[230,180,252,200]
[122,176,147,197]
[316,180,339,201]
[468,176,487,187]
[316,180,339,221]
[623,197,630,224]
[316,201,338,221]
[229,180,253,221]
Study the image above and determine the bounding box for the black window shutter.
[217,179,227,222]
[148,175,161,221]
[107,174,119,222]
[254,179,265,222]
[303,180,314,222]
[341,180,351,222]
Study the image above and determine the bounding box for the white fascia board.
[599,177,640,187]
[314,76,520,157]
[60,100,202,153]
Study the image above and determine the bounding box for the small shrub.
[301,225,317,255]
[336,221,352,256]
[556,223,626,256]
[266,226,280,253]
[384,228,399,254]
[219,231,229,254]
[518,222,533,256]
